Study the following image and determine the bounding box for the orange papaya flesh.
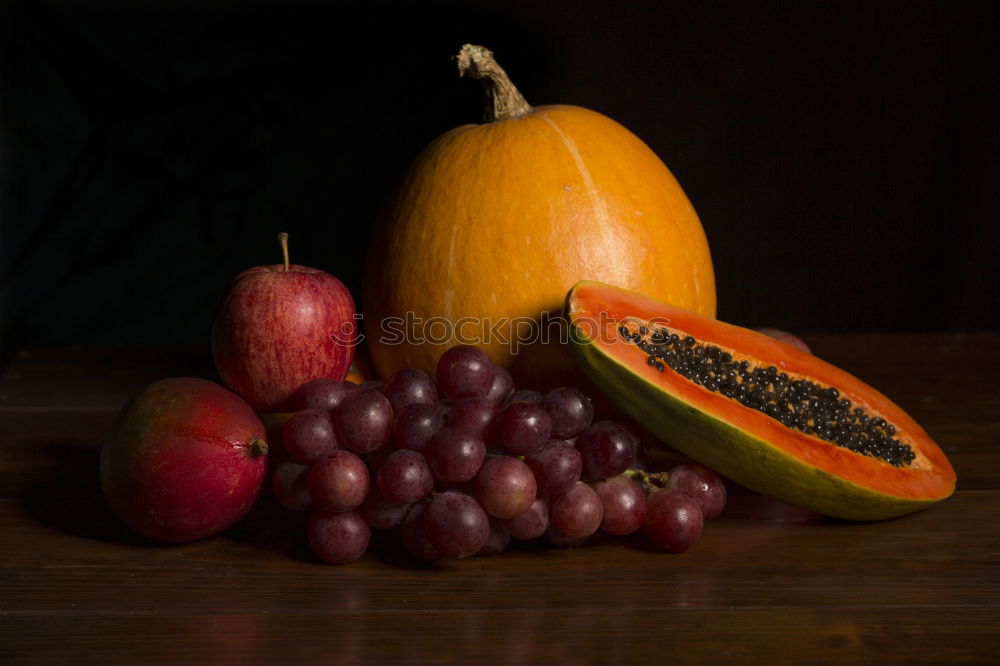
[565,281,956,521]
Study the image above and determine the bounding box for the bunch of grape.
[271,345,728,565]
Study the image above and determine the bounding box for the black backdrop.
[2,0,998,363]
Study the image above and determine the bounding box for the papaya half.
[565,281,956,520]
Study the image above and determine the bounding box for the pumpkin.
[362,44,715,386]
[345,343,378,385]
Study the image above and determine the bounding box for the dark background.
[2,0,998,364]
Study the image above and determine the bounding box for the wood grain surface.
[1,335,997,664]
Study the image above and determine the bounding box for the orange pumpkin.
[362,44,716,387]
[344,343,378,385]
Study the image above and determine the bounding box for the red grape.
[755,327,812,354]
[282,408,338,464]
[593,475,647,535]
[503,389,544,407]
[422,491,490,559]
[401,503,443,563]
[484,365,515,404]
[307,450,370,513]
[425,427,486,483]
[446,396,499,441]
[436,345,494,400]
[473,456,537,520]
[358,486,411,530]
[545,525,589,548]
[376,449,434,504]
[575,421,638,479]
[549,481,604,539]
[307,509,371,565]
[477,516,511,556]
[271,459,313,511]
[496,401,551,456]
[643,489,704,552]
[524,440,583,498]
[664,463,728,520]
[501,497,549,540]
[383,368,440,413]
[334,388,394,453]
[293,378,358,411]
[542,386,594,439]
[393,402,445,452]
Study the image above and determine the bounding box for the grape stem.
[625,468,670,495]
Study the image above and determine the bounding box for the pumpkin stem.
[455,44,532,122]
[277,232,290,272]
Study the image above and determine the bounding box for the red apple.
[101,377,269,542]
[212,233,357,412]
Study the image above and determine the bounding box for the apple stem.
[277,232,290,272]
[249,438,269,457]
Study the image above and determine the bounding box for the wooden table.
[2,335,998,664]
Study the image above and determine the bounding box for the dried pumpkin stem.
[455,44,532,122]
